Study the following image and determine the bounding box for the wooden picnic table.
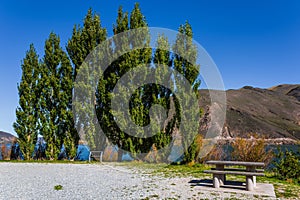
[204,160,265,191]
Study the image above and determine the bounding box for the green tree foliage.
[96,6,130,157]
[96,4,200,163]
[15,5,201,162]
[172,22,201,164]
[14,44,40,159]
[39,32,77,159]
[274,148,300,183]
[96,4,159,160]
[67,9,107,150]
[151,35,176,161]
[67,8,107,78]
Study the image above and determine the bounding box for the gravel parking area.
[0,162,276,199]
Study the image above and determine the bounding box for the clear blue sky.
[0,0,299,135]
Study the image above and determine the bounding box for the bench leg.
[216,174,225,186]
[212,173,225,188]
[213,174,220,188]
[246,176,254,191]
[216,165,225,185]
[253,176,256,187]
[219,174,225,185]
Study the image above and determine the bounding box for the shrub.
[230,134,273,165]
[187,134,206,164]
[274,148,300,183]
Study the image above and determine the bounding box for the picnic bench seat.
[204,160,265,191]
[204,170,265,176]
[210,168,264,172]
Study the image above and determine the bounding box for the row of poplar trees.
[14,3,200,162]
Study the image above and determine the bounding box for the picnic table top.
[205,160,265,167]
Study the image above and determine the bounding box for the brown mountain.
[199,84,300,141]
[0,131,16,144]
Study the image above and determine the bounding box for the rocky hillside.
[0,131,16,144]
[199,84,300,141]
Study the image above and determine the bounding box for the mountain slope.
[199,84,300,140]
[0,131,16,144]
[269,84,300,101]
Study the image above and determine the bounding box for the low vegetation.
[230,134,273,164]
[54,185,63,191]
[273,148,300,184]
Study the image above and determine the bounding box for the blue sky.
[0,0,299,135]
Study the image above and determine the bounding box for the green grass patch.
[54,185,63,191]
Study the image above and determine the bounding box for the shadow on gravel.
[189,179,247,191]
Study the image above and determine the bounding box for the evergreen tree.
[151,35,175,161]
[96,4,179,161]
[172,22,200,163]
[96,6,129,151]
[40,32,77,159]
[67,8,107,78]
[67,9,107,150]
[57,43,78,158]
[15,6,201,163]
[14,44,40,160]
[96,4,154,158]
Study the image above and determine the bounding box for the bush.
[179,134,203,164]
[230,134,273,165]
[274,148,300,183]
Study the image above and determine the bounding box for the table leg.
[216,164,225,185]
[246,166,256,187]
[246,176,254,191]
[213,174,220,188]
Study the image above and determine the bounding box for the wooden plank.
[211,168,264,172]
[206,160,265,167]
[203,170,265,176]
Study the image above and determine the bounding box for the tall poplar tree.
[14,44,40,159]
[57,42,78,158]
[67,9,107,150]
[96,4,177,159]
[172,22,200,163]
[151,35,175,160]
[39,32,77,159]
[96,6,130,157]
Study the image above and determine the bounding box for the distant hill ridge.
[0,131,16,144]
[199,84,300,141]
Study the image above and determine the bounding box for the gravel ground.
[0,162,276,200]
